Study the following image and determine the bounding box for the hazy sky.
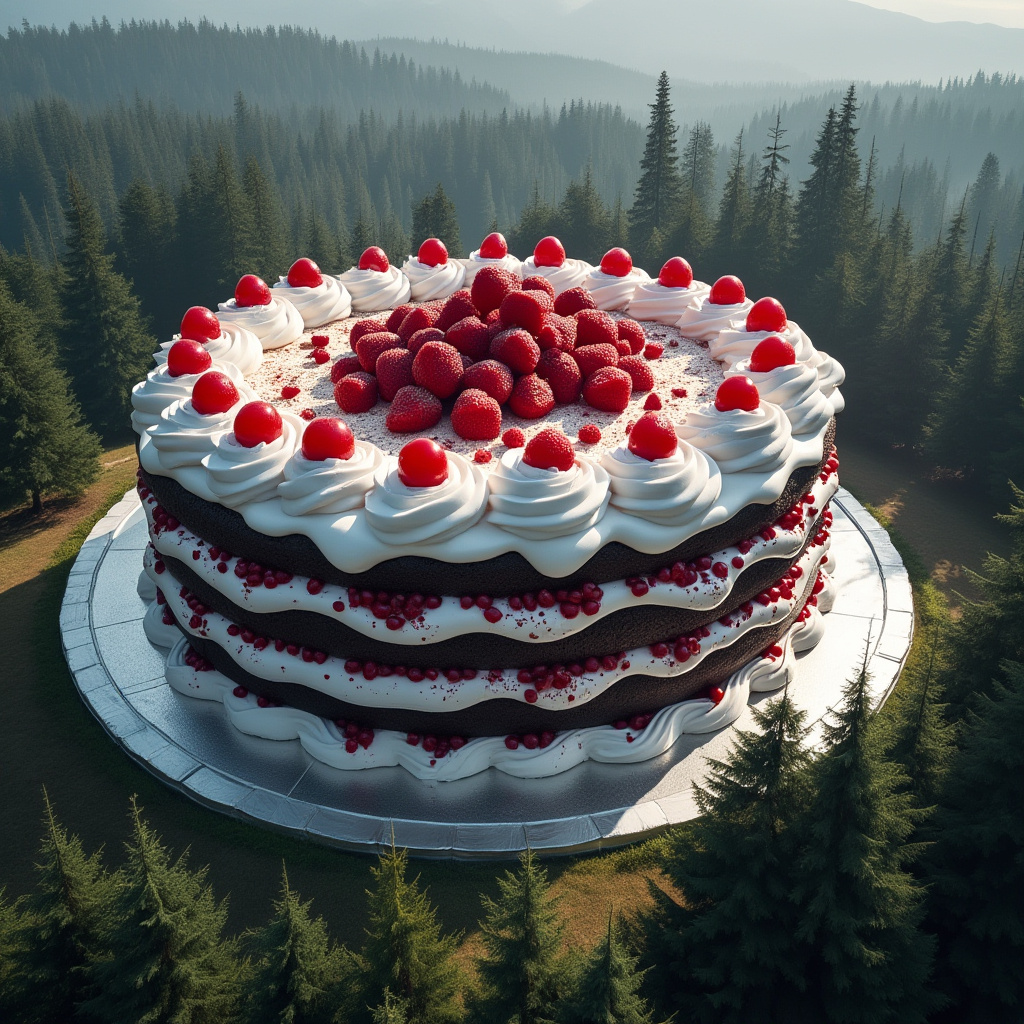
[862,0,1024,27]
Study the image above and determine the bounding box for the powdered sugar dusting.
[246,310,725,470]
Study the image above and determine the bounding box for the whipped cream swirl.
[131,359,245,434]
[599,442,721,525]
[487,449,610,540]
[400,257,467,302]
[710,319,816,368]
[336,266,411,312]
[277,441,384,516]
[146,394,253,469]
[217,297,304,350]
[581,267,650,311]
[460,251,523,287]
[364,452,487,546]
[519,257,593,295]
[807,350,846,413]
[271,276,352,327]
[627,279,711,324]
[676,402,795,474]
[727,358,834,437]
[675,295,752,341]
[203,413,301,507]
[154,323,264,378]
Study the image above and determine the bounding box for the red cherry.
[358,246,390,273]
[746,297,788,333]
[658,257,693,289]
[627,412,678,461]
[287,258,323,288]
[234,274,272,307]
[397,437,449,487]
[191,371,239,415]
[479,232,508,259]
[417,238,448,267]
[301,417,355,461]
[749,335,797,373]
[180,306,220,342]
[714,376,760,413]
[166,339,212,378]
[233,401,283,447]
[534,235,565,268]
[600,247,632,277]
[708,275,745,305]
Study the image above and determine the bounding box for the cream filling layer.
[142,473,838,648]
[146,533,831,715]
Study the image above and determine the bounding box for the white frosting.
[582,267,651,311]
[143,472,839,647]
[147,395,253,470]
[460,250,523,287]
[487,450,610,540]
[677,402,795,475]
[336,266,411,312]
[808,350,846,413]
[271,276,352,327]
[600,442,722,525]
[131,359,244,434]
[519,256,593,295]
[400,257,466,302]
[710,319,816,368]
[627,280,710,324]
[143,601,180,649]
[675,295,752,341]
[727,358,834,437]
[154,324,264,378]
[364,452,487,545]
[277,441,384,516]
[202,413,302,507]
[217,297,304,350]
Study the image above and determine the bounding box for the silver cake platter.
[60,487,911,858]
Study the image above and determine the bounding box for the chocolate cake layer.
[141,423,834,596]
[156,507,824,669]
[174,557,816,736]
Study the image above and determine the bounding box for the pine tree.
[925,661,1024,1022]
[5,791,117,1023]
[0,279,100,512]
[934,191,971,357]
[207,145,256,290]
[241,864,347,1024]
[966,152,1002,252]
[788,663,936,1023]
[707,130,750,277]
[508,183,558,256]
[371,989,409,1024]
[0,890,27,1021]
[556,168,612,264]
[354,840,463,1024]
[472,848,568,1024]
[244,156,290,282]
[671,121,716,261]
[629,71,682,265]
[794,106,839,283]
[80,796,240,1024]
[58,172,155,440]
[560,913,661,1024]
[302,206,341,277]
[410,183,462,257]
[643,691,813,1022]
[742,111,793,295]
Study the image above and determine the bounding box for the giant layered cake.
[131,232,845,780]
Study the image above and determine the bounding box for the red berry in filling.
[301,417,354,461]
[628,412,678,461]
[508,374,555,419]
[451,389,502,441]
[334,372,379,414]
[583,366,632,413]
[412,340,464,399]
[234,401,282,448]
[749,335,796,372]
[533,235,565,267]
[553,286,596,317]
[180,305,220,342]
[746,297,787,333]
[166,339,212,378]
[577,423,601,444]
[708,275,745,305]
[385,385,442,433]
[600,247,632,277]
[714,375,760,413]
[358,246,389,272]
[523,428,575,472]
[478,231,508,259]
[398,437,448,487]
[189,371,238,416]
[417,237,448,267]
[658,256,694,288]
[234,274,271,307]
[287,257,323,288]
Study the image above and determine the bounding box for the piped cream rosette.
[153,323,263,377]
[627,279,710,324]
[676,401,795,474]
[581,266,650,311]
[675,295,752,341]
[336,265,412,312]
[725,358,834,437]
[277,441,384,517]
[364,452,487,546]
[131,359,246,434]
[400,257,467,302]
[519,256,593,295]
[271,276,352,327]
[710,319,816,368]
[203,412,303,507]
[217,296,304,350]
[146,389,257,470]
[460,250,523,287]
[487,449,610,540]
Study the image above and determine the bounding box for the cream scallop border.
[60,486,911,859]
